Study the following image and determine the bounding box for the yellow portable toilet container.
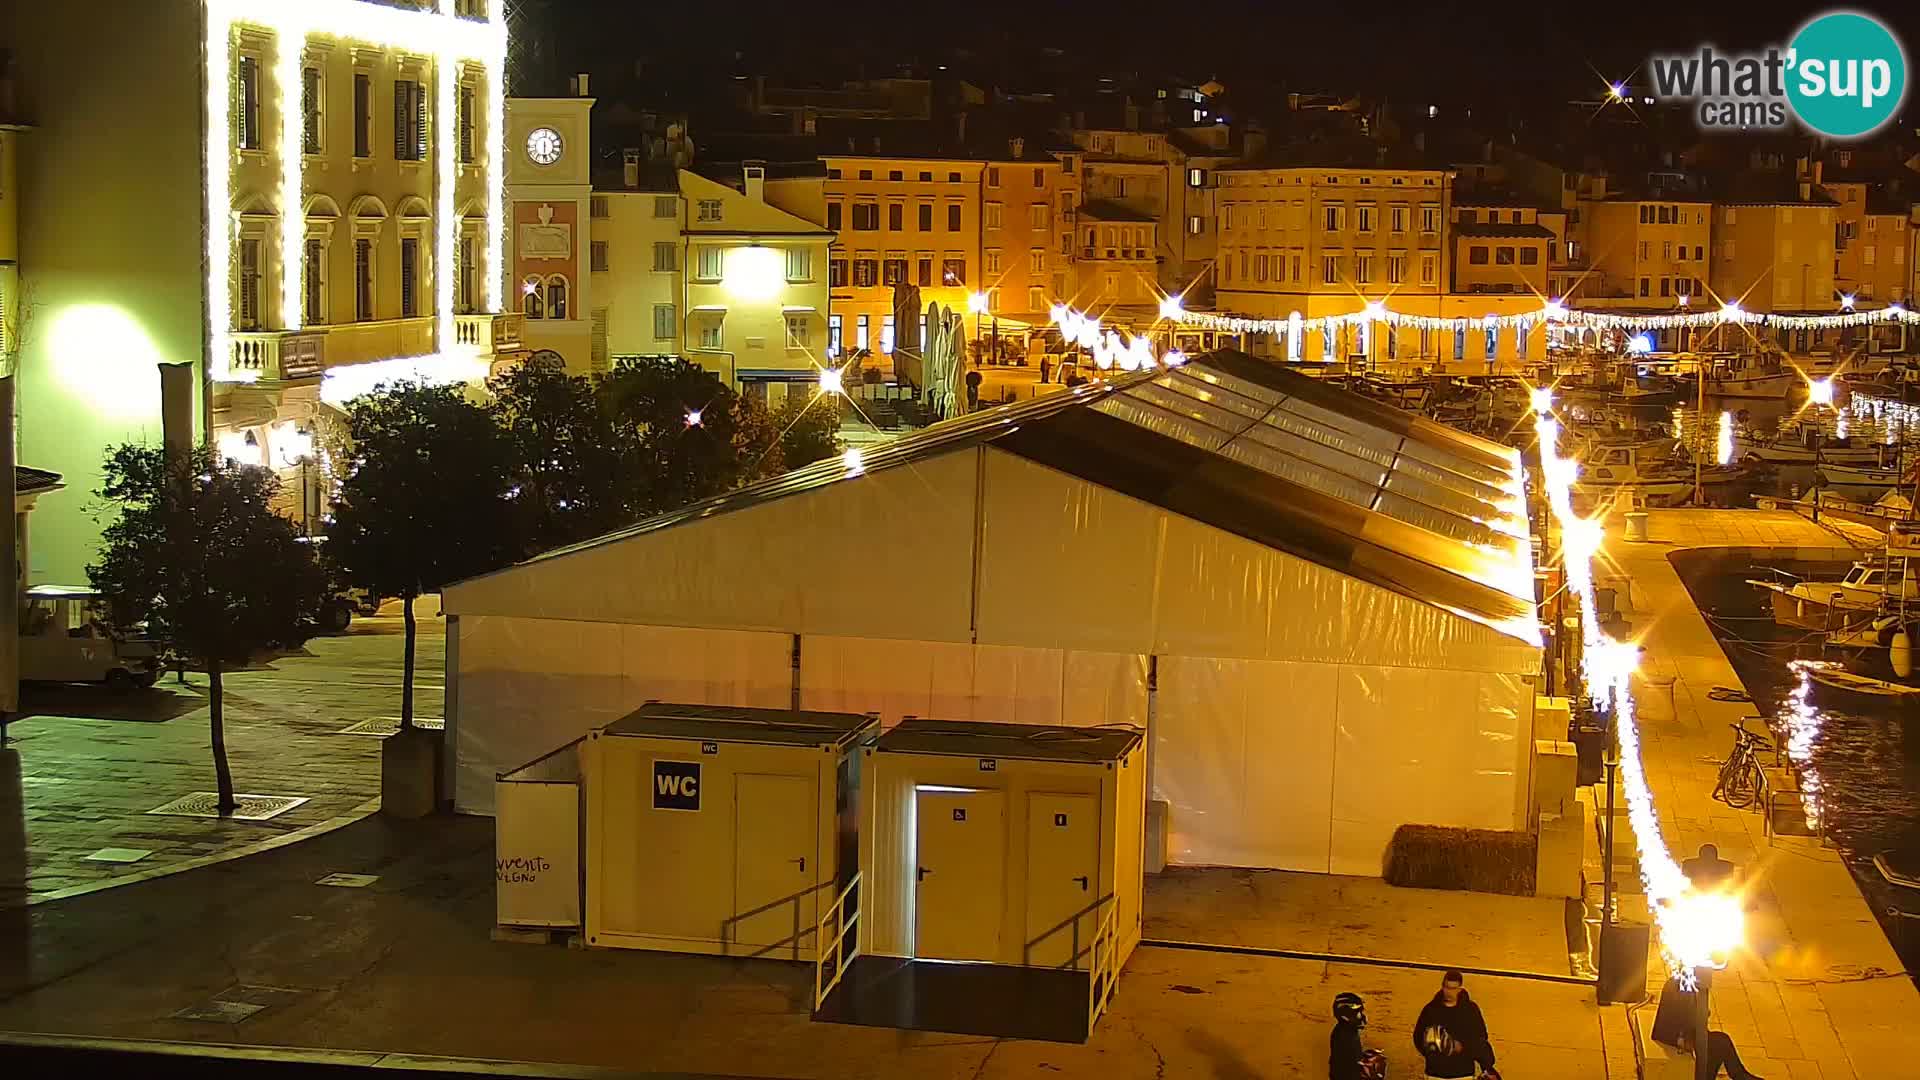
[816,718,1145,1043]
[582,701,877,960]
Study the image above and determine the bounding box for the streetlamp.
[967,291,990,367]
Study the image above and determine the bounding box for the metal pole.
[1602,750,1618,927]
[1693,967,1714,1080]
[1695,357,1706,504]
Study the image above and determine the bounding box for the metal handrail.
[812,873,862,1011]
[1087,901,1119,1030]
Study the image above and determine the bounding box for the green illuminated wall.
[4,1,207,585]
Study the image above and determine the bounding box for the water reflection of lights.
[1783,661,1828,834]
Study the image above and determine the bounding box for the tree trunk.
[400,592,416,732]
[209,660,236,813]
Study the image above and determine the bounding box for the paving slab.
[0,610,443,906]
[0,814,1611,1079]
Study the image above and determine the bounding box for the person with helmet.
[1331,992,1388,1079]
[1414,970,1496,1079]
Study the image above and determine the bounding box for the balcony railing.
[456,312,525,353]
[229,331,326,381]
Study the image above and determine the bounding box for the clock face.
[526,127,563,166]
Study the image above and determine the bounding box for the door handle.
[792,857,806,872]
[917,866,931,882]
[1074,875,1089,891]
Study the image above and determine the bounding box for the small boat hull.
[1817,463,1907,489]
[1750,581,1880,631]
[1806,667,1920,699]
[1706,372,1797,399]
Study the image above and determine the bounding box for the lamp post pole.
[1695,356,1707,505]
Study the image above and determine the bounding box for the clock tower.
[507,83,595,371]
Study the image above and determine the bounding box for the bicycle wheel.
[1722,756,1762,809]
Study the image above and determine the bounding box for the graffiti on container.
[496,855,553,884]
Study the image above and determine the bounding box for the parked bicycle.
[1712,720,1773,809]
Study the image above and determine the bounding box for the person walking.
[1414,970,1496,1079]
[1330,992,1387,1080]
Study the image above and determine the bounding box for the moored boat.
[1747,557,1918,631]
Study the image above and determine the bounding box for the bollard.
[1624,511,1650,542]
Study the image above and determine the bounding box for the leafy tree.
[490,360,627,550]
[597,358,750,514]
[327,381,519,731]
[88,444,324,812]
[773,394,843,470]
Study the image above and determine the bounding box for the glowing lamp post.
[817,366,845,396]
[967,291,990,367]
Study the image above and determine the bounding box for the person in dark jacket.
[1414,970,1496,1079]
[1330,992,1366,1080]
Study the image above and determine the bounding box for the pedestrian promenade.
[1605,507,1920,1079]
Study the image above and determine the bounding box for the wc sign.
[652,760,702,811]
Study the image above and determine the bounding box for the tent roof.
[604,701,877,749]
[874,718,1141,764]
[487,351,1536,642]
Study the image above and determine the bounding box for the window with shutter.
[238,239,261,329]
[653,242,675,272]
[653,304,676,340]
[394,81,408,159]
[415,81,429,161]
[302,67,321,154]
[236,56,261,150]
[355,239,374,321]
[304,239,325,323]
[459,235,476,312]
[591,309,610,371]
[590,241,609,273]
[354,73,372,157]
[400,238,419,318]
[459,84,475,163]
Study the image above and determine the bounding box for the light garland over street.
[1173,299,1920,337]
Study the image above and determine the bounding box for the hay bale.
[1384,824,1537,896]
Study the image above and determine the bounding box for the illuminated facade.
[1579,198,1714,310]
[4,0,517,580]
[678,167,834,402]
[1710,198,1837,314]
[811,155,986,375]
[1213,163,1543,369]
[1820,174,1909,305]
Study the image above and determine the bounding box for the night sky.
[526,0,1920,109]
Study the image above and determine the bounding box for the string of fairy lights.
[1533,393,1745,981]
[1171,298,1920,337]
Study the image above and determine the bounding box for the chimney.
[1415,131,1427,154]
[743,160,766,203]
[572,72,591,97]
[623,149,640,189]
[955,110,967,145]
[1009,136,1024,159]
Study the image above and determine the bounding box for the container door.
[914,788,1004,962]
[1023,793,1099,969]
[732,773,818,956]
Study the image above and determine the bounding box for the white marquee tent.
[443,352,1542,876]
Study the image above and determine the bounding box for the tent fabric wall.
[975,451,1537,675]
[454,616,791,813]
[1154,656,1532,875]
[443,450,979,643]
[799,635,1147,730]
